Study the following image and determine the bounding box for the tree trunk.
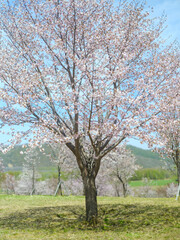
[122,182,127,197]
[177,163,180,185]
[82,174,98,224]
[114,183,120,197]
[54,166,62,196]
[57,165,62,195]
[31,165,35,195]
[117,174,127,197]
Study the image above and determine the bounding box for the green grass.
[129,179,176,187]
[0,195,180,239]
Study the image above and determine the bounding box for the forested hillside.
[0,145,52,170]
[127,145,167,168]
[0,145,168,170]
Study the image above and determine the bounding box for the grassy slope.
[0,195,179,240]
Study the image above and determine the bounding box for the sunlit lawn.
[0,195,180,240]
[129,179,176,187]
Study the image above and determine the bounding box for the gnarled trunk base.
[83,175,97,224]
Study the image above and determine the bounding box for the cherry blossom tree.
[151,104,180,181]
[149,99,180,199]
[47,142,76,195]
[0,157,4,173]
[16,148,41,195]
[2,174,16,194]
[0,0,179,222]
[105,146,140,197]
[0,157,5,190]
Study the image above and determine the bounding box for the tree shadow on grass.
[0,203,180,232]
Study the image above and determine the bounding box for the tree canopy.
[0,0,179,222]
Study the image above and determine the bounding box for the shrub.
[166,183,178,197]
[130,168,172,181]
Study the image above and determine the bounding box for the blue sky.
[129,0,180,148]
[146,0,180,42]
[0,0,179,149]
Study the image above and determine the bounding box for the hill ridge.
[1,144,165,170]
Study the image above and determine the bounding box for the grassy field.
[0,195,179,240]
[129,179,176,187]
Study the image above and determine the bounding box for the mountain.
[127,145,167,168]
[0,144,168,170]
[0,145,53,171]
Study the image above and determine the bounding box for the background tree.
[1,173,16,194]
[0,157,5,192]
[0,157,4,173]
[151,105,180,184]
[47,142,75,195]
[105,146,140,197]
[15,148,41,195]
[0,0,179,222]
[150,103,180,199]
